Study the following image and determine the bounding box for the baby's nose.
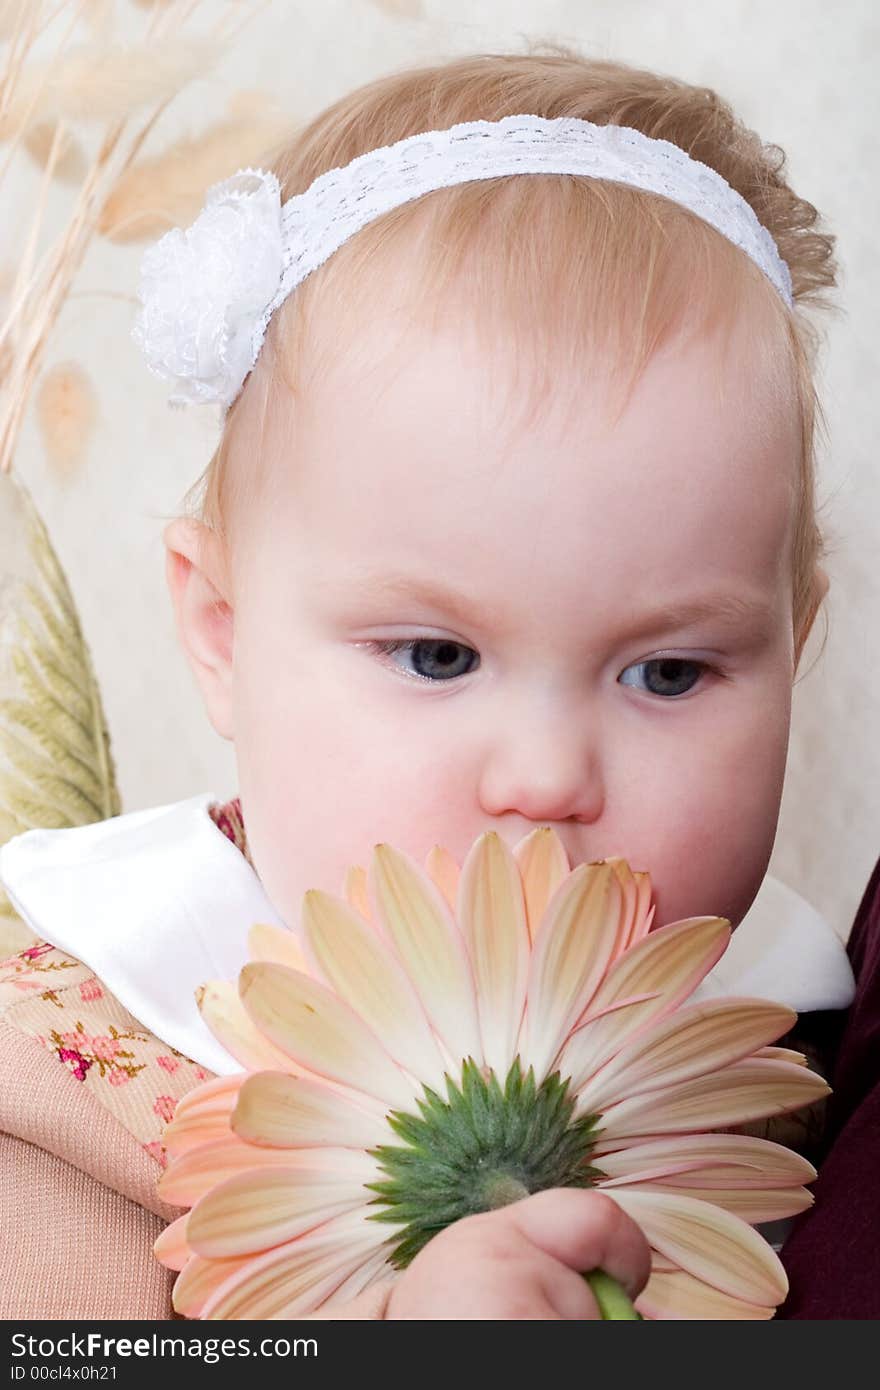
[476,695,604,826]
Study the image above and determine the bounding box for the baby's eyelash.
[364,638,479,683]
[363,639,720,698]
[619,657,716,699]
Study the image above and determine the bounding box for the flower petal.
[164,1076,246,1158]
[756,1045,808,1065]
[343,865,371,921]
[512,826,569,941]
[247,922,311,971]
[636,1267,774,1320]
[159,1136,322,1208]
[575,999,796,1115]
[316,1247,396,1311]
[520,862,622,1078]
[607,859,655,956]
[173,1253,252,1318]
[649,1252,681,1275]
[370,843,481,1062]
[594,1133,816,1187]
[153,1212,192,1271]
[239,961,414,1110]
[197,980,298,1073]
[173,1073,245,1120]
[559,917,731,1090]
[609,1189,787,1305]
[302,889,448,1091]
[232,1071,390,1150]
[591,1057,829,1139]
[186,1151,379,1257]
[425,845,459,911]
[200,1210,386,1320]
[624,1184,813,1224]
[457,831,530,1075]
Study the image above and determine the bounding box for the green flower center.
[368,1058,602,1269]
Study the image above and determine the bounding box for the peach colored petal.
[457,831,530,1075]
[519,862,622,1078]
[636,1267,774,1320]
[574,998,796,1115]
[164,1113,236,1161]
[172,1074,245,1120]
[512,826,570,941]
[315,1248,397,1312]
[239,962,415,1110]
[591,1056,829,1139]
[153,1212,192,1271]
[232,1071,390,1150]
[425,845,459,911]
[343,865,372,922]
[186,1151,379,1258]
[200,1211,387,1320]
[369,843,482,1063]
[247,922,310,972]
[593,1133,816,1187]
[172,1253,252,1318]
[159,1136,322,1208]
[302,889,448,1091]
[649,1253,681,1275]
[559,917,731,1089]
[622,1183,812,1224]
[609,1189,787,1305]
[756,1045,809,1065]
[197,981,299,1073]
[164,1077,246,1158]
[631,871,656,946]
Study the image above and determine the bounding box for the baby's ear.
[164,517,234,740]
[793,565,830,670]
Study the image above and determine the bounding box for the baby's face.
[222,302,801,934]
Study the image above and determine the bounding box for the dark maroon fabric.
[777,853,880,1318]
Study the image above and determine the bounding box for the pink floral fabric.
[208,795,251,864]
[0,944,218,1171]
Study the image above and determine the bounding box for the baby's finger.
[506,1188,651,1299]
[539,1259,605,1320]
[387,1254,563,1320]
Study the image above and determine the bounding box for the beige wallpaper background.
[6,0,879,940]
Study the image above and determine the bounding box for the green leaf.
[0,470,122,953]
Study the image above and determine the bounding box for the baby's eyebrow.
[334,570,508,630]
[324,569,777,640]
[622,593,779,641]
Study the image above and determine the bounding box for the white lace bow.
[132,168,284,409]
[132,117,794,412]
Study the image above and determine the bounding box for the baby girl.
[0,49,854,1319]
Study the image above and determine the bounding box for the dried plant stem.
[16,121,67,328]
[0,0,258,474]
[1,120,125,471]
[0,2,83,175]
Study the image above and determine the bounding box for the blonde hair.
[186,47,836,654]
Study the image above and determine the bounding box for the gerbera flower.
[155,828,827,1320]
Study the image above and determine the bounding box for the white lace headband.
[132,114,794,412]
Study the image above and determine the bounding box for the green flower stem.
[584,1269,643,1320]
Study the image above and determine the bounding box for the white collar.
[0,794,284,1075]
[0,795,855,1075]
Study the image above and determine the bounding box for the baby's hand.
[386,1188,650,1320]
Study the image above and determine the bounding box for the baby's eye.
[368,638,480,682]
[619,657,708,698]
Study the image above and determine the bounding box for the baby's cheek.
[637,712,788,929]
[236,718,444,921]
